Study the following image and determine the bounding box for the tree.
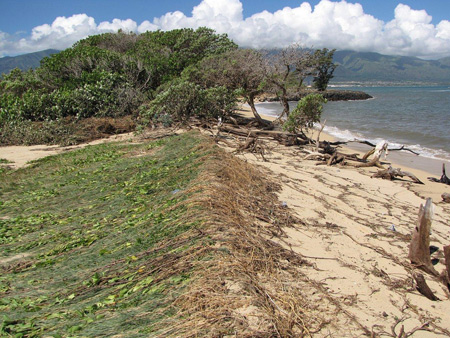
[283,94,327,134]
[313,48,337,91]
[264,46,316,119]
[184,49,267,125]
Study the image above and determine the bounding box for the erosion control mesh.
[1,131,330,337]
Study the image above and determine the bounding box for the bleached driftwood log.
[372,165,424,184]
[408,198,439,276]
[354,140,388,168]
[315,120,326,153]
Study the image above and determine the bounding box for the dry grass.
[147,146,333,337]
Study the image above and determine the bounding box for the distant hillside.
[0,49,59,76]
[332,50,450,84]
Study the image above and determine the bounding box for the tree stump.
[428,163,450,185]
[441,245,450,291]
[408,198,439,276]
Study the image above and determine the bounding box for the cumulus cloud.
[1,0,450,59]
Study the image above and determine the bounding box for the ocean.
[255,86,450,167]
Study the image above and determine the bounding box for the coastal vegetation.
[0,131,322,336]
[0,28,340,145]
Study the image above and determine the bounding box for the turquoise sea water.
[255,86,450,162]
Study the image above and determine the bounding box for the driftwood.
[219,124,303,146]
[372,166,424,184]
[353,140,420,156]
[428,164,450,185]
[442,193,450,203]
[441,245,450,292]
[351,140,388,168]
[315,120,326,153]
[413,273,439,301]
[235,137,267,161]
[408,198,439,276]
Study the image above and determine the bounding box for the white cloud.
[98,19,137,32]
[1,0,450,59]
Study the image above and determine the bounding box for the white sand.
[0,133,134,169]
[230,106,450,336]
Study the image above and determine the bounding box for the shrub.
[283,94,327,133]
[139,80,237,127]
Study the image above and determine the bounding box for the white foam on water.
[321,125,450,162]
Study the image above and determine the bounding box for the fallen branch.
[372,166,424,184]
[219,124,302,146]
[350,140,420,156]
[413,273,439,301]
[388,145,420,156]
[428,164,450,185]
[303,152,330,161]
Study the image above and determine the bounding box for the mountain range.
[1,48,450,85]
[0,49,59,76]
[332,50,450,84]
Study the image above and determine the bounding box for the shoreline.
[243,102,450,176]
[237,105,450,202]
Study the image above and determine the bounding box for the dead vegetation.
[157,148,331,337]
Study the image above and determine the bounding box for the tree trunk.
[408,198,439,276]
[247,95,266,126]
[278,87,290,120]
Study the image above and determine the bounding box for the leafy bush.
[139,80,237,126]
[283,94,327,133]
[0,28,238,145]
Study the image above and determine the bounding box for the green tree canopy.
[312,48,337,91]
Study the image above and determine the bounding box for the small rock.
[382,311,388,317]
[280,201,288,208]
[442,193,450,203]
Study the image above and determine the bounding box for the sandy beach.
[1,107,449,336]
[229,106,450,336]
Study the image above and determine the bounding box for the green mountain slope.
[333,50,450,84]
[0,49,59,75]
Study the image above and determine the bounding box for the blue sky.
[1,0,449,33]
[1,0,450,58]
